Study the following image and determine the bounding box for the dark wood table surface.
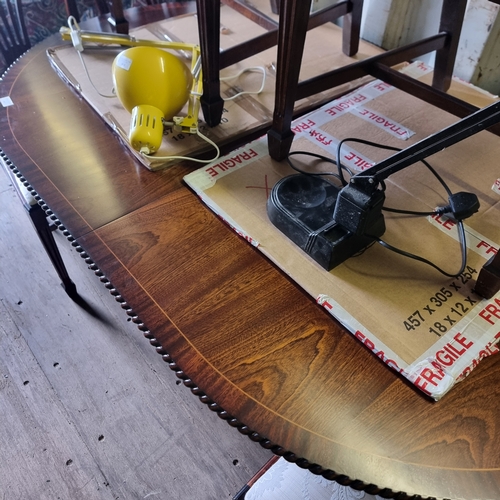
[2,4,500,499]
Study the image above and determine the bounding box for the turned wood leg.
[196,0,224,127]
[107,0,128,34]
[29,204,78,299]
[475,251,500,299]
[342,0,363,57]
[64,0,81,22]
[432,0,467,92]
[267,0,312,161]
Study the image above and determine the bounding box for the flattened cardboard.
[47,6,384,170]
[184,63,500,400]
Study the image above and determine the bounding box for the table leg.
[28,203,78,300]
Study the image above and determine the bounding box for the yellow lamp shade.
[112,46,192,120]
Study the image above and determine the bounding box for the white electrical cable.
[66,18,262,162]
[140,128,221,164]
[220,66,266,101]
[68,16,116,99]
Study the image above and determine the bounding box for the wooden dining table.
[1,3,500,499]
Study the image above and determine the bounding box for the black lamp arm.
[333,99,500,236]
[353,99,500,191]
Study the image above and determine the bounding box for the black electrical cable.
[374,219,468,277]
[336,137,453,196]
[383,207,437,216]
[287,141,452,215]
[286,139,470,278]
[285,150,354,182]
[383,205,451,217]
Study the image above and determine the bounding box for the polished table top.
[2,5,500,500]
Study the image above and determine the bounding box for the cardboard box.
[47,6,383,170]
[184,62,500,400]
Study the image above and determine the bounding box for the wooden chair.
[0,0,31,74]
[64,0,129,34]
[267,0,471,160]
[195,0,363,127]
[76,0,358,126]
[64,0,110,22]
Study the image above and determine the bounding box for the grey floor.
[0,166,271,500]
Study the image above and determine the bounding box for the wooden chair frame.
[0,0,30,72]
[267,0,471,160]
[61,0,484,161]
[195,0,364,127]
[64,0,129,34]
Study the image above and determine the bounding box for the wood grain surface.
[78,186,500,500]
[1,4,500,499]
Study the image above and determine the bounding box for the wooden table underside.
[1,5,500,500]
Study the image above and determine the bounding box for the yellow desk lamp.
[60,20,212,160]
[112,45,194,154]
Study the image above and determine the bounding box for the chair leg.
[432,0,468,92]
[28,203,78,299]
[475,251,500,299]
[64,0,81,22]
[196,0,225,127]
[107,0,128,35]
[270,0,279,15]
[342,0,363,57]
[267,0,312,161]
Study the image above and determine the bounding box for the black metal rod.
[356,99,500,186]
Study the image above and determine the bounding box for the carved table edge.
[0,149,449,500]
